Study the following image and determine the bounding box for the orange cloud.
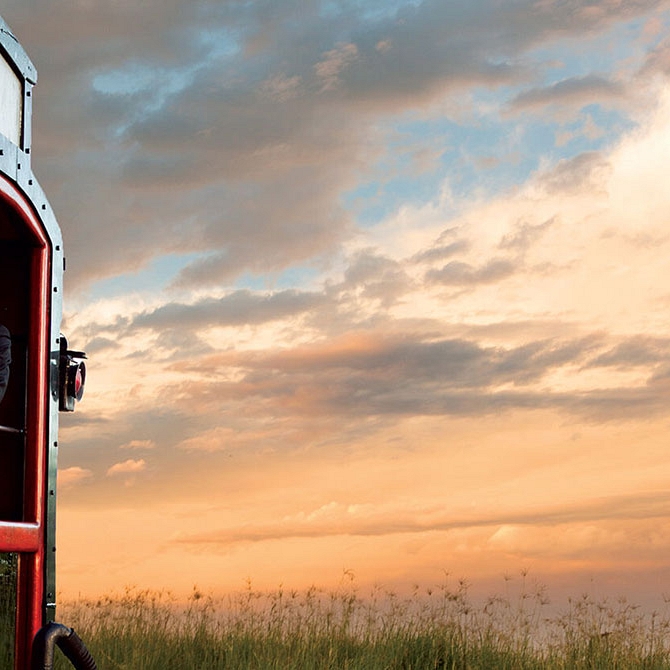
[120,439,156,450]
[58,467,93,489]
[106,459,147,476]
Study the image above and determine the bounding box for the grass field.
[54,572,670,669]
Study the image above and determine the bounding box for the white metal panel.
[0,54,21,146]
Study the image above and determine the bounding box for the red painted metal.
[0,523,40,551]
[0,172,51,668]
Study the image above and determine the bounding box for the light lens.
[73,362,85,401]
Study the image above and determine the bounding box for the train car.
[0,14,95,670]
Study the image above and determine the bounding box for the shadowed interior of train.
[0,196,34,524]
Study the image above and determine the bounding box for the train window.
[0,206,31,522]
[0,52,22,146]
[0,54,23,146]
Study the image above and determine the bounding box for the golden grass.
[54,571,670,669]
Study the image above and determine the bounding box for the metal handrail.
[0,425,23,435]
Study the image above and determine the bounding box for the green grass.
[54,572,670,669]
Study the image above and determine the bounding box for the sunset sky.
[4,0,670,606]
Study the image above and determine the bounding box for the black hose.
[31,622,97,670]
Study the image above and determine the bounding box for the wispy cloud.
[508,75,626,112]
[107,459,147,477]
[426,258,517,286]
[175,490,670,546]
[120,439,157,450]
[58,467,93,489]
[132,289,328,331]
[315,42,359,91]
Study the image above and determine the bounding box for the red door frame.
[0,172,51,668]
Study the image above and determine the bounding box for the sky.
[4,0,670,607]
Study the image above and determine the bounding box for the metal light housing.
[58,335,87,412]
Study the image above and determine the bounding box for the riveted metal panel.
[0,16,36,85]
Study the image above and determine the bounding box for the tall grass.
[54,572,670,669]
[0,553,17,670]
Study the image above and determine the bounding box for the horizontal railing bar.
[0,521,40,552]
[0,424,24,435]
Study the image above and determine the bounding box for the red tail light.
[58,335,87,412]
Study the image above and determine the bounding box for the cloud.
[340,250,412,306]
[120,439,156,450]
[537,151,612,195]
[84,336,121,355]
[259,73,303,102]
[164,330,670,424]
[498,218,555,252]
[56,84,670,460]
[176,426,259,452]
[315,42,359,91]
[1,0,663,290]
[174,489,670,546]
[412,239,471,264]
[132,289,328,331]
[106,459,147,476]
[640,36,670,77]
[508,75,626,112]
[153,330,214,358]
[426,258,517,286]
[58,467,93,489]
[586,336,670,368]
